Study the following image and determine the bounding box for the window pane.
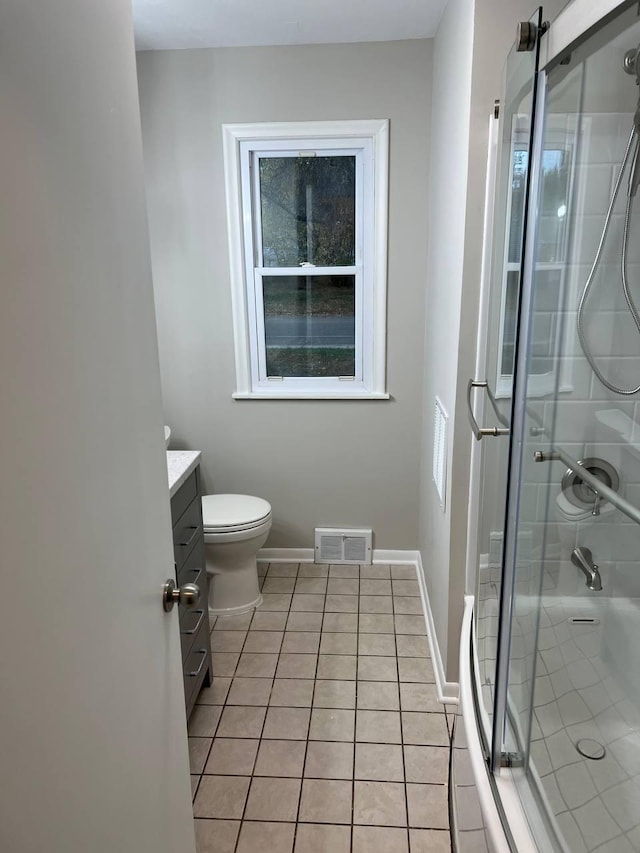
[259,156,356,267]
[262,275,355,377]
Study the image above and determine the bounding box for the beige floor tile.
[270,678,315,707]
[188,705,223,738]
[356,710,402,744]
[394,615,427,636]
[299,778,352,824]
[317,654,357,680]
[392,580,420,597]
[281,632,321,654]
[196,676,232,705]
[309,708,355,741]
[294,823,351,853]
[263,706,311,740]
[242,631,284,653]
[402,712,449,746]
[251,611,288,631]
[400,683,442,712]
[327,578,359,595]
[404,746,449,784]
[254,739,306,777]
[204,738,259,776]
[298,564,329,578]
[286,612,324,631]
[358,655,398,681]
[235,653,279,678]
[295,577,328,594]
[257,564,267,577]
[396,635,430,657]
[313,680,356,709]
[355,742,404,781]
[259,593,293,611]
[398,658,435,683]
[276,653,318,679]
[357,681,400,711]
[226,677,273,706]
[212,652,240,677]
[360,578,392,596]
[216,706,267,739]
[191,775,200,800]
[262,577,297,594]
[291,594,326,612]
[210,631,248,653]
[329,564,359,578]
[360,564,391,579]
[236,821,295,853]
[193,775,251,819]
[194,819,240,853]
[353,780,407,826]
[393,597,424,615]
[266,562,299,577]
[353,826,409,853]
[409,829,451,852]
[390,566,417,580]
[214,613,254,631]
[359,595,393,614]
[320,632,358,655]
[325,594,358,613]
[244,777,301,822]
[304,741,354,779]
[322,612,358,632]
[406,784,449,829]
[358,633,396,656]
[359,613,395,634]
[189,737,212,774]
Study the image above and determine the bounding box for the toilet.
[201,494,272,617]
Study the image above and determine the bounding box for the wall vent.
[433,397,448,509]
[314,528,373,565]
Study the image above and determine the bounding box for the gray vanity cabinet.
[170,466,212,717]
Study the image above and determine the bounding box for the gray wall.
[137,40,433,549]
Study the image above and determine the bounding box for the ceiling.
[132,0,448,51]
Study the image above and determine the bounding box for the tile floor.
[188,561,452,853]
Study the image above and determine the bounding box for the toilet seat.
[202,494,272,534]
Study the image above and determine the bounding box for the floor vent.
[314,528,373,565]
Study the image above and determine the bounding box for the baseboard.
[257,546,460,706]
[416,551,460,704]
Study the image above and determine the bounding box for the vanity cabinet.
[170,465,212,718]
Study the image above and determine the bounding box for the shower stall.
[456,2,640,851]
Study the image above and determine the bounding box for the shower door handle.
[467,379,510,441]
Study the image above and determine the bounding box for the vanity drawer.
[170,470,198,526]
[173,495,203,567]
[183,615,210,712]
[176,539,205,589]
[179,602,208,662]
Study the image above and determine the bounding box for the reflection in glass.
[259,156,356,267]
[262,275,355,377]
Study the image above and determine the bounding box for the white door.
[0,2,196,852]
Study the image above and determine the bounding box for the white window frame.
[222,120,389,400]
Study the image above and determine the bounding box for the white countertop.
[166,450,201,498]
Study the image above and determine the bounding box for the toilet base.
[209,593,263,618]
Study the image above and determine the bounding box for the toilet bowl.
[202,494,272,617]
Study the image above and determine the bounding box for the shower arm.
[533,446,640,526]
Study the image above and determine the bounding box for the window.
[222,120,389,399]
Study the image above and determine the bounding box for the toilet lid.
[202,494,271,530]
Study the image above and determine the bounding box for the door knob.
[162,579,201,612]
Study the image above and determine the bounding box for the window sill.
[232,390,391,401]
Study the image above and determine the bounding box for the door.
[0,2,195,852]
[468,8,544,760]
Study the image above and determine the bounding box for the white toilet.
[201,493,272,617]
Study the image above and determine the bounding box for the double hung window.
[223,120,389,399]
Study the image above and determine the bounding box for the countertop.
[166,450,201,498]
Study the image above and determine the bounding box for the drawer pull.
[186,649,207,678]
[181,608,206,636]
[179,525,201,551]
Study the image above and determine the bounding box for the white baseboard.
[416,551,460,704]
[257,546,460,706]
